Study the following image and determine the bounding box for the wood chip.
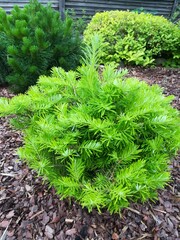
[112,232,119,240]
[65,218,74,224]
[65,228,76,236]
[0,220,9,228]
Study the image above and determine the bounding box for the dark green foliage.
[170,1,180,24]
[84,11,180,67]
[0,0,81,93]
[0,36,179,213]
[67,9,88,35]
[0,32,10,85]
[132,7,157,15]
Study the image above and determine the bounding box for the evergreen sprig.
[0,35,179,213]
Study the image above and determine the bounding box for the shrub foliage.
[0,32,10,85]
[0,36,179,213]
[84,11,180,67]
[0,0,81,92]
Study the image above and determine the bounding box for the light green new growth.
[0,35,180,213]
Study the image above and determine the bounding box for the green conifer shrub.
[0,32,10,85]
[84,11,180,67]
[0,35,179,213]
[0,0,81,93]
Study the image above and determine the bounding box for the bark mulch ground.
[0,67,179,240]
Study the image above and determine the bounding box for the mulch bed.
[0,67,179,240]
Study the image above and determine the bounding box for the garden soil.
[0,67,179,240]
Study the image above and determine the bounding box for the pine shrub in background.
[0,0,82,93]
[84,11,180,67]
[0,35,180,213]
[0,32,10,85]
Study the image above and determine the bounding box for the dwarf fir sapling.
[0,35,180,213]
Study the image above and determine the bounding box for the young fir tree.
[0,0,81,93]
[0,35,179,213]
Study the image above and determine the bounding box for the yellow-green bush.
[84,11,180,67]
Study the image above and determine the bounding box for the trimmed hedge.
[84,11,180,67]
